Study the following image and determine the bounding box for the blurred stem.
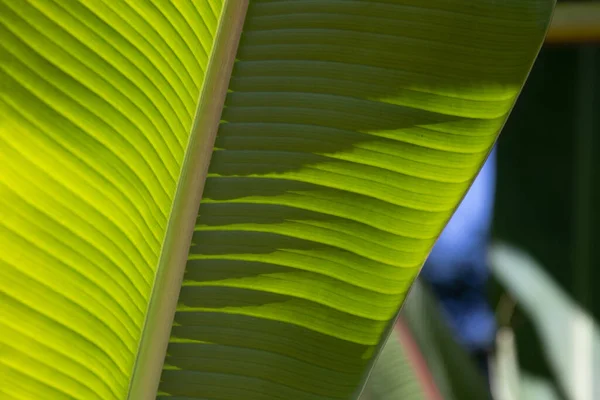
[572,46,596,310]
[491,328,520,400]
[496,295,517,328]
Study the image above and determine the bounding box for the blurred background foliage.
[493,0,599,389]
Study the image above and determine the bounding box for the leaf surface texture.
[0,0,224,398]
[159,1,553,399]
[0,0,553,399]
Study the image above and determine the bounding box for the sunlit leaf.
[1,1,554,398]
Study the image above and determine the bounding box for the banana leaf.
[0,1,553,398]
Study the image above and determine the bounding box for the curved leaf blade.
[160,1,554,399]
[1,1,554,399]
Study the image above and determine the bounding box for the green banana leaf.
[490,242,600,400]
[1,1,553,399]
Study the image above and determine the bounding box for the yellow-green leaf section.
[159,1,554,399]
[0,0,229,398]
[1,0,554,399]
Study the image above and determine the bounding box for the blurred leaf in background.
[364,281,490,400]
[491,325,561,400]
[360,321,432,400]
[490,242,600,400]
[403,281,492,400]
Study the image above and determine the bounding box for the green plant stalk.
[127,2,248,398]
[572,45,596,311]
